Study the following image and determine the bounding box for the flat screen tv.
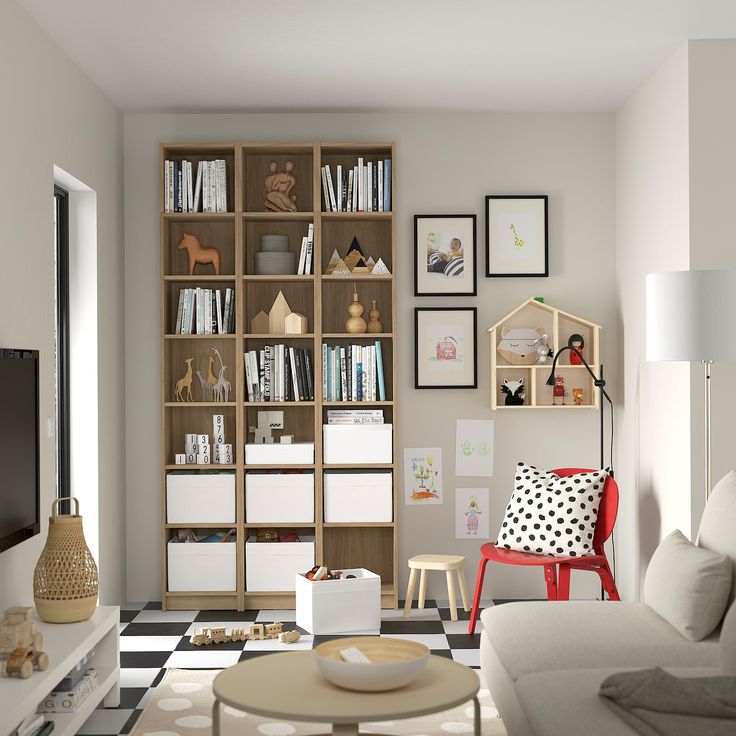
[0,349,40,552]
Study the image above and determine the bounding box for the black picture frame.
[414,214,477,296]
[485,195,548,277]
[414,307,478,389]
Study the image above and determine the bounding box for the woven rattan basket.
[33,497,99,623]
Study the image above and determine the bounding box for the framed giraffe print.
[485,195,548,277]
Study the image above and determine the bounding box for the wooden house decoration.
[284,312,308,334]
[251,310,270,334]
[488,298,601,410]
[268,291,292,334]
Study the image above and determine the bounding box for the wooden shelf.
[243,274,315,282]
[161,141,398,612]
[165,333,237,339]
[165,464,237,470]
[245,401,315,407]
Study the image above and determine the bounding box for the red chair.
[467,468,620,635]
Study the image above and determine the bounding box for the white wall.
[0,0,124,609]
[124,112,617,603]
[687,40,736,528]
[615,44,691,598]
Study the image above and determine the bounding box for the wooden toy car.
[0,607,43,654]
[279,630,301,644]
[4,646,49,678]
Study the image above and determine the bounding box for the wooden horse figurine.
[177,232,221,275]
[175,358,194,401]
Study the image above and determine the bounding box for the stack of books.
[322,341,386,402]
[326,408,384,425]
[321,158,391,213]
[244,346,314,402]
[164,159,227,213]
[174,287,234,334]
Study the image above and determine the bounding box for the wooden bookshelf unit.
[160,143,397,611]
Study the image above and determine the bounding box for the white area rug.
[130,667,507,736]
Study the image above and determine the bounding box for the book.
[244,352,254,403]
[357,158,364,211]
[304,349,314,401]
[321,166,330,212]
[340,347,348,401]
[325,165,337,212]
[322,344,328,401]
[289,347,300,402]
[297,236,308,275]
[174,290,185,334]
[366,162,373,212]
[249,351,260,402]
[217,159,227,212]
[375,340,386,401]
[193,161,202,212]
[378,160,384,212]
[305,223,314,275]
[337,164,343,212]
[347,169,354,212]
[383,159,391,211]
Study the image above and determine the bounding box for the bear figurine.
[497,326,545,366]
[500,377,525,406]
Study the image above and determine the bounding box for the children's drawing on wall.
[404,447,443,505]
[455,419,494,477]
[455,487,489,539]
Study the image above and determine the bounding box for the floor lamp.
[646,269,736,500]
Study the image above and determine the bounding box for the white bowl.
[313,636,429,692]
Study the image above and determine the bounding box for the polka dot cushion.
[496,463,609,557]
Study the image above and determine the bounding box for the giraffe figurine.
[207,355,218,392]
[510,223,525,249]
[212,346,231,403]
[194,370,213,401]
[174,358,194,402]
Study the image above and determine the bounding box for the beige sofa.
[480,472,736,736]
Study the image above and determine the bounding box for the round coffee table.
[212,650,480,736]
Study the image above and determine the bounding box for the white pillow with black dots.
[495,462,609,557]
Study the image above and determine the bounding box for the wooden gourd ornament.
[345,285,367,334]
[366,300,383,333]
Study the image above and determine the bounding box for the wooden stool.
[403,554,470,622]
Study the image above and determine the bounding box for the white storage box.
[246,472,314,523]
[168,541,236,592]
[296,568,381,634]
[246,537,315,592]
[324,472,392,522]
[166,472,235,524]
[245,442,315,465]
[323,424,393,464]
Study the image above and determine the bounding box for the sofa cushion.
[514,666,722,736]
[480,601,719,680]
[721,602,736,675]
[644,529,732,641]
[496,463,608,557]
[698,470,736,605]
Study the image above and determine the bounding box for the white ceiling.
[15,0,736,113]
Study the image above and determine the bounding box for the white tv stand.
[0,606,119,736]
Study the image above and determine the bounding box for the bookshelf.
[161,142,397,611]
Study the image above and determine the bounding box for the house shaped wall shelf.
[488,298,601,410]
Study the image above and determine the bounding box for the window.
[54,186,70,504]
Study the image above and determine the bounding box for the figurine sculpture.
[535,334,553,364]
[568,333,585,365]
[552,375,566,405]
[500,377,525,406]
[174,358,194,402]
[572,388,584,406]
[366,300,383,333]
[345,285,367,334]
[264,161,297,212]
[177,233,221,275]
[212,347,231,402]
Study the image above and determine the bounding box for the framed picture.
[414,214,477,296]
[414,307,477,389]
[485,195,548,277]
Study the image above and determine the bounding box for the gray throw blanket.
[599,668,736,736]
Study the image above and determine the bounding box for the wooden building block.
[251,310,270,334]
[285,312,309,334]
[268,291,292,334]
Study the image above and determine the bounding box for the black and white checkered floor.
[77,599,490,736]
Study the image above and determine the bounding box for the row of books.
[296,224,314,275]
[174,287,235,335]
[327,409,384,425]
[164,159,227,213]
[321,158,392,213]
[244,346,314,403]
[322,342,386,402]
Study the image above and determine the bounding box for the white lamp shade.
[646,270,736,362]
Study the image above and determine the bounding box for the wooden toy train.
[190,621,301,646]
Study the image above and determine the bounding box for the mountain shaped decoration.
[321,236,389,277]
